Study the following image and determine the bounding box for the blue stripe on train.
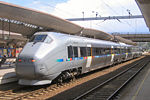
[57,53,130,62]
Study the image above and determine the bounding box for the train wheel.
[57,76,63,86]
[71,72,76,81]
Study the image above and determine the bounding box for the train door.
[111,46,114,62]
[104,47,111,65]
[125,47,128,60]
[86,44,92,68]
[67,45,74,69]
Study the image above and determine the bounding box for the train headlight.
[31,59,36,62]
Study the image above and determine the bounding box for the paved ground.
[119,61,150,100]
[0,63,17,84]
[0,67,15,77]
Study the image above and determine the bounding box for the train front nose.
[16,57,36,79]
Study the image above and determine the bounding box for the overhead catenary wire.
[101,0,136,32]
[34,0,139,33]
[95,21,115,32]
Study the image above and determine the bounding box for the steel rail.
[107,60,149,100]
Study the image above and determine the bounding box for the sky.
[1,0,150,33]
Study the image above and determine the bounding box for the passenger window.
[96,48,100,55]
[128,48,131,53]
[114,48,118,54]
[111,48,114,54]
[87,47,91,56]
[73,47,78,57]
[92,48,96,56]
[68,46,73,58]
[123,48,126,53]
[120,48,122,53]
[93,47,105,56]
[80,47,87,57]
[125,48,128,53]
[105,48,110,54]
[101,48,105,55]
[117,48,120,54]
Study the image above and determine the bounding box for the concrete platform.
[119,61,150,100]
[0,65,18,85]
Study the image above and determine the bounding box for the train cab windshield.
[29,35,52,43]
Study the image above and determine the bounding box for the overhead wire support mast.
[66,15,143,21]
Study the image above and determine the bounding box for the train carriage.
[16,32,142,85]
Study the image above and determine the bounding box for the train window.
[117,48,120,54]
[87,47,91,56]
[105,48,110,54]
[109,48,111,54]
[68,46,73,58]
[92,48,96,56]
[128,48,131,53]
[114,48,117,54]
[120,48,123,53]
[121,48,124,53]
[80,47,87,57]
[93,48,102,55]
[29,35,47,42]
[126,48,128,53]
[73,47,78,57]
[123,49,125,53]
[96,48,100,55]
[114,48,120,54]
[101,48,105,55]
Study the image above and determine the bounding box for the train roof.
[34,32,133,48]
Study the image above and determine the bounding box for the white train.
[15,32,142,85]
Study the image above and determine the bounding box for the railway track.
[74,56,150,100]
[0,83,57,100]
[0,77,85,100]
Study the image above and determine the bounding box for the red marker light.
[18,59,22,62]
[31,59,36,62]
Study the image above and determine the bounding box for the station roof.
[114,36,137,46]
[0,1,136,45]
[82,28,114,40]
[136,0,150,29]
[0,1,82,35]
[0,1,115,41]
